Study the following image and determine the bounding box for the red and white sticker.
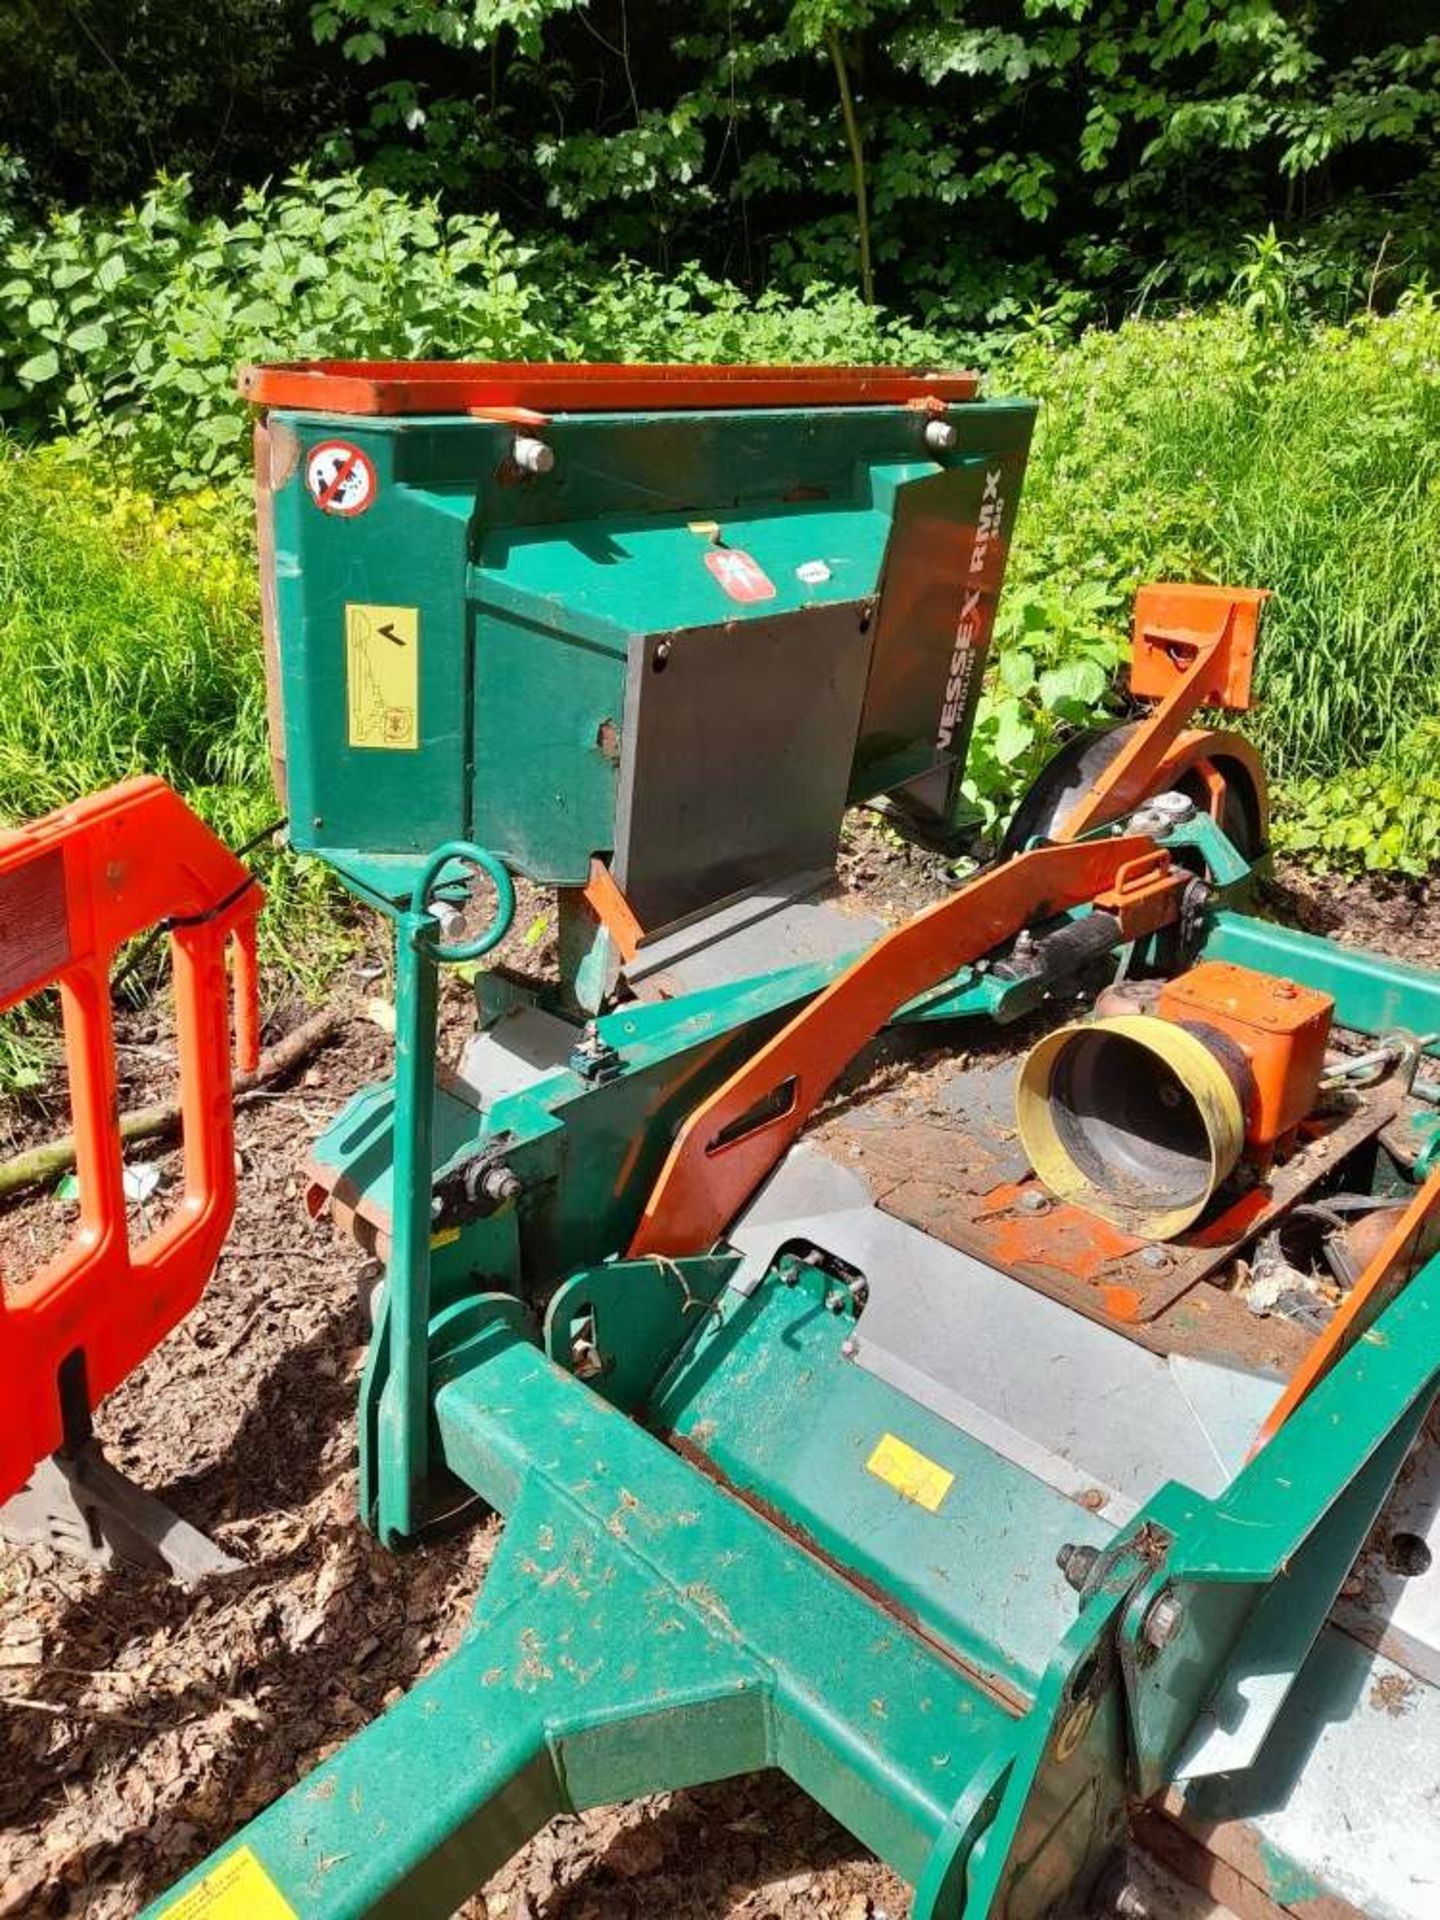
[306,440,377,517]
[704,546,776,605]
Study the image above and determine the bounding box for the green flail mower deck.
[146,363,1440,1919]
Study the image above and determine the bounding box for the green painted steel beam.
[148,1317,1020,1919]
[650,1260,1110,1699]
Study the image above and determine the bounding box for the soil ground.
[1,820,1438,1920]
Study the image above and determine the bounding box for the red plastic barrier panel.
[0,778,262,1503]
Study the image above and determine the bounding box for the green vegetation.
[0,449,342,1001]
[0,175,954,493]
[978,294,1440,866]
[3,3,1436,327]
[0,1,1435,1094]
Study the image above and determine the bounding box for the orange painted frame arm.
[628,835,1168,1259]
[1055,585,1268,842]
[0,778,262,1504]
[1250,1163,1440,1456]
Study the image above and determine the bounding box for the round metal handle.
[410,841,516,962]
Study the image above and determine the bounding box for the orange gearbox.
[1157,959,1333,1152]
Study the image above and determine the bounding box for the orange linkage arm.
[1250,1163,1440,1456]
[628,835,1166,1260]
[0,778,262,1505]
[1054,584,1269,842]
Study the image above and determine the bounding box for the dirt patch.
[0,946,906,1919]
[0,819,1433,1918]
[1267,860,1440,972]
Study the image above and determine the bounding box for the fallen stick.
[0,1007,346,1203]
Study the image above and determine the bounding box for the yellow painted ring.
[1015,1013,1245,1242]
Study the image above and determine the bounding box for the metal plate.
[623,868,879,998]
[1172,1626,1440,1920]
[613,607,873,928]
[729,1144,1281,1524]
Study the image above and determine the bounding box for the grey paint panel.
[614,607,873,928]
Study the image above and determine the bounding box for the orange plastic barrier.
[0,778,261,1503]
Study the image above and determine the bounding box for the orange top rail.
[238,359,980,417]
[0,778,262,1504]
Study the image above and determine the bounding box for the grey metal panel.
[729,1144,1280,1522]
[1332,1415,1440,1686]
[613,606,873,929]
[1179,1628,1440,1920]
[452,1005,577,1110]
[624,868,879,998]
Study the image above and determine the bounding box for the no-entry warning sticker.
[305,440,376,517]
[704,546,776,605]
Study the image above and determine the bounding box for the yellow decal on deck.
[866,1433,954,1512]
[158,1845,298,1920]
[346,603,419,750]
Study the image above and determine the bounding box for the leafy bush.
[960,580,1125,833]
[1271,724,1440,878]
[0,173,964,491]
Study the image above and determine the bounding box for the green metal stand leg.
[375,913,439,1546]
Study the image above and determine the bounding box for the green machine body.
[248,360,1035,942]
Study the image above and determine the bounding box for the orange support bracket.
[582,857,645,965]
[0,778,262,1505]
[628,835,1167,1259]
[1250,1163,1440,1456]
[1055,583,1269,842]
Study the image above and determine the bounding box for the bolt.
[512,435,554,475]
[429,898,465,942]
[1275,980,1299,999]
[478,1164,521,1205]
[923,417,958,452]
[1142,1590,1185,1649]
[840,1335,859,1360]
[826,1291,847,1315]
[653,638,672,668]
[1114,1885,1150,1919]
[1139,1244,1170,1270]
[1018,1189,1051,1215]
[1056,1541,1100,1592]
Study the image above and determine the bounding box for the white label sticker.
[796,560,832,585]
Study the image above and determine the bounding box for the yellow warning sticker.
[866,1433,954,1512]
[346,603,418,750]
[157,1845,298,1920]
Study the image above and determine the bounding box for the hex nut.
[1142,1590,1185,1649]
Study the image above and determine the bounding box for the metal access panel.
[613,609,873,927]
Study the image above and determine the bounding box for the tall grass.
[0,448,341,1095]
[1009,296,1440,784]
